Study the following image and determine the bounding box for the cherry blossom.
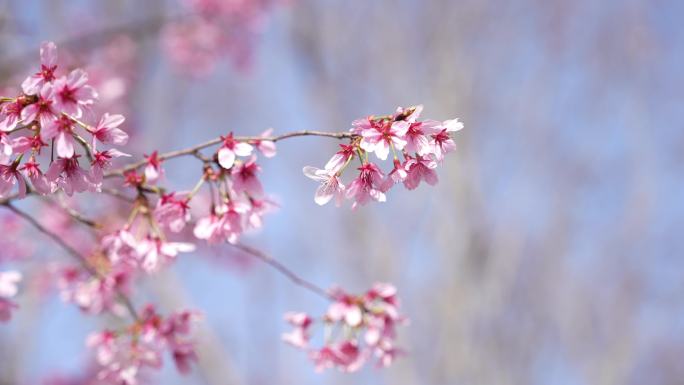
[46,156,97,195]
[231,156,263,197]
[430,118,464,161]
[254,128,276,158]
[303,166,346,206]
[136,237,195,273]
[21,41,58,95]
[21,158,52,194]
[324,143,355,173]
[144,151,163,183]
[346,163,386,208]
[91,149,131,183]
[21,83,57,128]
[0,99,24,132]
[0,161,27,198]
[154,193,191,233]
[58,266,132,316]
[403,154,438,190]
[357,118,409,160]
[89,113,128,149]
[52,69,97,118]
[41,115,77,158]
[381,159,408,192]
[282,312,313,348]
[217,132,252,169]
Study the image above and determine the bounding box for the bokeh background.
[0,0,682,384]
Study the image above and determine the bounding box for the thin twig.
[105,130,355,178]
[231,243,333,301]
[38,195,100,229]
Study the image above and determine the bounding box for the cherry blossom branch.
[1,202,140,321]
[231,243,333,301]
[105,130,356,178]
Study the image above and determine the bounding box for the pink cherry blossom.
[90,149,130,184]
[193,213,225,243]
[101,229,139,266]
[52,69,97,118]
[11,134,46,155]
[429,118,463,161]
[217,132,253,169]
[310,341,366,373]
[231,156,263,197]
[254,128,276,158]
[136,237,195,273]
[21,158,52,194]
[380,159,408,192]
[144,151,163,183]
[154,193,191,233]
[324,143,355,173]
[0,161,27,198]
[345,163,386,208]
[327,289,363,327]
[89,113,128,149]
[303,166,346,206]
[41,115,77,158]
[404,121,433,156]
[46,156,96,195]
[282,312,312,348]
[193,201,248,244]
[403,154,438,190]
[0,100,24,132]
[245,196,277,230]
[21,83,57,128]
[21,41,58,95]
[358,118,409,160]
[58,266,132,316]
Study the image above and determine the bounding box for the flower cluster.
[0,41,129,199]
[0,270,21,322]
[162,0,283,75]
[57,218,196,317]
[87,305,200,384]
[304,106,463,208]
[282,283,406,372]
[192,130,277,244]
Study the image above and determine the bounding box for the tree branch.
[105,130,355,178]
[231,243,333,301]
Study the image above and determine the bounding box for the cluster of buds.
[0,42,129,199]
[304,105,463,208]
[283,283,406,372]
[87,306,200,384]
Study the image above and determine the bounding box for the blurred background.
[0,0,682,384]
